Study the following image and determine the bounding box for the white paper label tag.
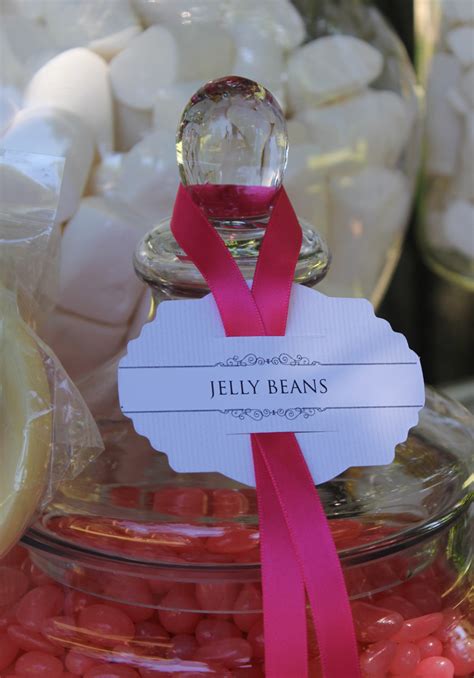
[119,285,425,486]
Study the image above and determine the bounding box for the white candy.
[297,89,412,171]
[43,0,140,58]
[43,308,128,381]
[58,196,146,325]
[426,53,463,175]
[24,48,113,155]
[287,35,383,111]
[460,66,474,107]
[442,199,474,258]
[225,0,305,51]
[446,26,474,67]
[0,25,26,88]
[453,113,474,201]
[115,99,152,152]
[441,0,474,26]
[12,0,46,21]
[132,0,223,26]
[115,129,180,222]
[2,107,94,222]
[230,22,285,110]
[127,289,152,341]
[152,81,203,132]
[0,85,21,135]
[324,167,409,297]
[172,23,234,82]
[1,12,57,78]
[87,153,124,197]
[286,119,310,146]
[110,26,178,110]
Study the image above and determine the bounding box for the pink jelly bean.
[16,585,64,631]
[389,642,421,674]
[1,544,28,567]
[212,490,249,518]
[414,656,455,678]
[443,635,474,676]
[134,620,170,643]
[7,624,62,655]
[103,576,154,622]
[78,605,135,644]
[247,621,264,660]
[358,640,397,674]
[64,590,100,617]
[42,615,77,648]
[0,604,19,631]
[351,602,404,642]
[65,648,100,675]
[147,578,173,596]
[0,634,19,670]
[434,609,462,643]
[233,585,262,632]
[195,583,240,612]
[168,633,197,659]
[15,650,64,677]
[20,559,53,587]
[153,488,208,517]
[194,638,253,668]
[392,613,444,642]
[206,529,259,555]
[0,566,29,606]
[417,635,443,658]
[157,585,201,634]
[196,619,242,646]
[84,664,140,678]
[402,583,442,614]
[377,595,421,620]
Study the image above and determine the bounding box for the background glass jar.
[415,0,474,290]
[0,389,471,677]
[0,0,421,399]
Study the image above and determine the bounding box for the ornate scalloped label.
[119,284,424,486]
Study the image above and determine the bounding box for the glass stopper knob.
[176,76,288,221]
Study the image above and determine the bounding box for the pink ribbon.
[171,183,361,678]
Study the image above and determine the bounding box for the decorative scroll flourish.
[224,407,323,421]
[216,353,320,367]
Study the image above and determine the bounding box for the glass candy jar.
[0,78,472,678]
[415,0,474,289]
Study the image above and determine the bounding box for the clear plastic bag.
[0,150,103,558]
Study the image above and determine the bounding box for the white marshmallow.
[24,48,113,155]
[460,66,474,108]
[1,12,57,78]
[230,22,285,111]
[442,0,474,26]
[286,119,310,146]
[127,289,152,341]
[87,153,124,197]
[115,129,180,222]
[286,170,329,239]
[0,85,22,135]
[453,113,474,201]
[43,308,128,381]
[426,53,463,175]
[446,26,474,67]
[442,200,474,258]
[109,26,178,111]
[287,35,383,111]
[172,23,234,82]
[225,0,305,51]
[115,99,152,152]
[132,0,223,26]
[59,196,146,325]
[324,167,409,297]
[12,0,46,21]
[0,152,60,217]
[0,25,26,88]
[297,89,412,171]
[152,81,203,132]
[2,107,94,222]
[43,0,140,58]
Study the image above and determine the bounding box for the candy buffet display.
[418,0,474,289]
[0,0,421,404]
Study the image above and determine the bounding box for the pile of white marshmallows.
[0,0,416,388]
[425,0,474,263]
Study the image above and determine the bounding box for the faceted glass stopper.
[176,76,288,220]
